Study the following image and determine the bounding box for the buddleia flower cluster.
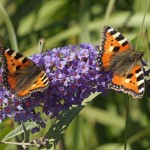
[0,43,113,132]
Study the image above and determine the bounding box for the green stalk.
[0,3,18,50]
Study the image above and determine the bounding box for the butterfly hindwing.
[109,65,145,99]
[17,71,49,98]
[0,47,49,99]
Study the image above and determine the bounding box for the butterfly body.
[0,47,49,99]
[108,50,144,76]
[97,26,145,99]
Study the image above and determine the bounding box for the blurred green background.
[0,0,150,150]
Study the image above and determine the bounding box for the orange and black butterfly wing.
[0,47,49,99]
[97,26,134,71]
[96,26,145,99]
[109,65,145,99]
[0,47,35,92]
[16,71,49,99]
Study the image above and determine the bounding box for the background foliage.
[0,0,150,150]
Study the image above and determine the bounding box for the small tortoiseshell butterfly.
[97,26,146,99]
[0,47,49,99]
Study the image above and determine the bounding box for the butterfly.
[97,26,147,99]
[0,47,49,99]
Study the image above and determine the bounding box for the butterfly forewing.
[109,65,145,99]
[0,47,34,72]
[97,26,134,71]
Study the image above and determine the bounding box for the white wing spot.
[113,32,120,39]
[5,48,10,52]
[108,28,114,32]
[118,38,127,45]
[108,46,114,52]
[139,87,144,93]
[18,57,26,63]
[12,51,17,57]
[124,79,130,83]
[137,79,144,86]
[135,71,142,78]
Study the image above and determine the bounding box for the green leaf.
[80,106,125,128]
[44,92,100,149]
[21,122,30,143]
[1,121,37,142]
[0,2,18,50]
[95,143,131,150]
[23,11,150,56]
[17,0,66,36]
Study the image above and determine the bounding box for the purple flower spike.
[0,43,112,131]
